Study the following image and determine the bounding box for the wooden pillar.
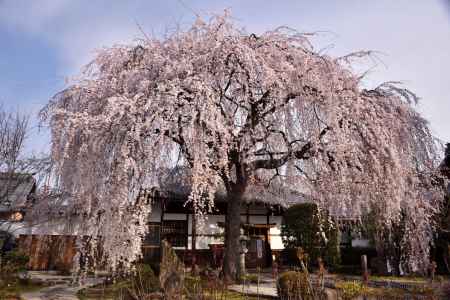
[266,206,272,267]
[159,199,165,263]
[185,212,189,250]
[246,204,250,224]
[191,212,196,251]
[160,200,165,240]
[266,208,271,244]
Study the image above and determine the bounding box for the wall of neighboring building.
[17,235,77,271]
[351,239,370,248]
[146,204,285,251]
[0,219,27,237]
[191,214,225,250]
[269,216,283,250]
[0,218,70,237]
[148,203,162,222]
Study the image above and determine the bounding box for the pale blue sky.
[1,0,449,154]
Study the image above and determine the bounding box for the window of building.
[162,220,188,248]
[245,226,267,237]
[144,223,161,247]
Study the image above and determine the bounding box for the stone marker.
[361,255,369,285]
[159,240,184,300]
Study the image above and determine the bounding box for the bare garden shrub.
[277,271,314,300]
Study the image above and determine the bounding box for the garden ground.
[8,269,449,300]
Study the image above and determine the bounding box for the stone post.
[361,255,369,285]
[239,252,246,276]
[160,240,184,300]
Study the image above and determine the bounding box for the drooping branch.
[248,126,331,171]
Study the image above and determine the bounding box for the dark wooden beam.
[246,204,250,224]
[191,213,197,251]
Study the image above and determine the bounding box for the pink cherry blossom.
[41,13,445,274]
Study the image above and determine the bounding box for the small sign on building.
[256,239,263,258]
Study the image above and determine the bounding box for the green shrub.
[130,263,160,294]
[0,251,29,277]
[89,264,161,300]
[277,271,313,300]
[281,203,340,268]
[324,224,340,268]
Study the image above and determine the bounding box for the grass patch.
[78,276,266,300]
[77,280,129,300]
[370,275,428,283]
[77,282,262,300]
[240,273,260,284]
[198,290,261,300]
[335,280,437,300]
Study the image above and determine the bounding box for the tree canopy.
[41,13,444,274]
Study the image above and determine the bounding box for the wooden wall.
[17,235,77,272]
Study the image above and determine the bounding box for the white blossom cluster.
[41,12,444,273]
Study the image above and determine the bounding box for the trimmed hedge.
[281,203,341,269]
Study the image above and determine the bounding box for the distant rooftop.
[0,173,36,212]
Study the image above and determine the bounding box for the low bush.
[78,265,161,300]
[0,250,29,278]
[131,263,160,292]
[0,277,43,300]
[277,271,313,300]
[442,282,450,300]
[184,275,203,299]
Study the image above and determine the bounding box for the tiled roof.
[153,166,311,207]
[0,173,36,212]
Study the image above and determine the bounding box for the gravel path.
[21,284,82,300]
[21,272,103,300]
[228,273,338,299]
[228,273,278,298]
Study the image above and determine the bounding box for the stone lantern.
[239,234,249,276]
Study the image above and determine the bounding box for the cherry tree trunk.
[442,143,450,179]
[223,189,244,282]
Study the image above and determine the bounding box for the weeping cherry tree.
[41,13,445,279]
